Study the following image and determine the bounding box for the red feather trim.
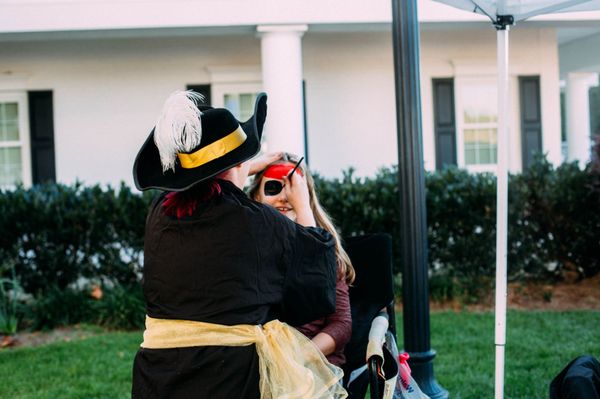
[161,180,222,219]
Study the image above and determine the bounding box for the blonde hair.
[248,153,355,284]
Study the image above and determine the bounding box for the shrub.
[511,157,600,280]
[24,283,145,331]
[0,156,598,314]
[0,266,23,335]
[0,183,153,295]
[91,284,145,330]
[426,168,497,299]
[24,285,93,330]
[315,157,600,300]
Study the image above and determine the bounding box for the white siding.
[0,36,260,187]
[0,26,563,186]
[303,32,397,177]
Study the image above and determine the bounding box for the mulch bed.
[1,326,104,350]
[429,274,600,311]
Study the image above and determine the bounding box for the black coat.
[132,180,338,399]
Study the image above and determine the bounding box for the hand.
[312,332,336,356]
[248,152,283,176]
[282,172,315,227]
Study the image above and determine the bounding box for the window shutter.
[186,84,212,105]
[28,91,56,184]
[432,79,457,170]
[519,76,542,170]
[302,80,309,165]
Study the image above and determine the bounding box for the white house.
[0,0,598,188]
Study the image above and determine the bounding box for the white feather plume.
[154,90,205,172]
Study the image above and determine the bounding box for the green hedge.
[0,183,153,295]
[0,156,598,326]
[314,156,600,299]
[0,183,153,331]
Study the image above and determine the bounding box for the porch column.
[565,72,598,166]
[257,25,307,158]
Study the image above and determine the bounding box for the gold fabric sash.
[141,316,348,399]
[177,126,247,169]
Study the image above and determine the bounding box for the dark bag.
[549,355,600,399]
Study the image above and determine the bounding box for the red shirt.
[295,278,352,366]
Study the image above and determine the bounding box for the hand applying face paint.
[282,170,315,227]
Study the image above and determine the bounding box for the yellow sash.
[141,316,348,399]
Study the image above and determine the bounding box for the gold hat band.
[177,126,247,169]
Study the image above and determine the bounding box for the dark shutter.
[28,91,56,184]
[589,85,600,137]
[186,84,211,105]
[432,78,457,170]
[519,76,542,170]
[302,80,309,165]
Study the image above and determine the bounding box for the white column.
[257,25,307,157]
[565,72,598,166]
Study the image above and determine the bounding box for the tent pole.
[495,24,510,399]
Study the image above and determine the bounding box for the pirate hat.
[133,91,267,191]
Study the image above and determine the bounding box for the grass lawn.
[403,310,600,398]
[0,329,141,399]
[1,310,599,398]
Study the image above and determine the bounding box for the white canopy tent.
[431,1,600,398]
[436,0,600,21]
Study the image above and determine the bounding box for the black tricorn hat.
[133,91,267,191]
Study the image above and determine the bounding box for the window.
[224,92,258,122]
[464,128,497,164]
[461,82,498,165]
[205,65,263,149]
[456,79,498,170]
[212,82,261,121]
[0,93,31,187]
[187,84,259,135]
[211,81,263,149]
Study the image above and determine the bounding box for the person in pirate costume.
[131,90,347,399]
